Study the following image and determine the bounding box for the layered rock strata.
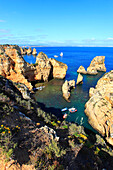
[62,80,75,101]
[0,45,67,90]
[85,71,113,146]
[76,73,83,85]
[77,56,106,75]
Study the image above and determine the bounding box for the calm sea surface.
[24,47,113,131]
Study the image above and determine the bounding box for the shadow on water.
[37,101,63,120]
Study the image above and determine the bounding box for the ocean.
[24,47,113,131]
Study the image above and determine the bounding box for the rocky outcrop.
[40,125,59,141]
[62,80,75,101]
[77,56,106,75]
[85,71,113,146]
[35,52,51,81]
[77,66,87,74]
[0,45,67,90]
[76,73,83,85]
[87,56,106,75]
[27,47,32,55]
[49,58,68,79]
[32,48,37,55]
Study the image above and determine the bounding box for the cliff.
[0,45,67,90]
[85,70,113,146]
[77,56,106,75]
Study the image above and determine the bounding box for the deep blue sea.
[24,47,113,131]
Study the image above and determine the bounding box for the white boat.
[68,107,77,113]
[63,113,67,119]
[60,52,63,57]
[54,55,58,58]
[61,107,68,112]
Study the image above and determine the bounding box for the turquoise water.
[24,47,113,130]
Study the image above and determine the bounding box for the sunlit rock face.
[27,47,32,55]
[0,45,67,90]
[77,56,106,75]
[32,48,37,55]
[49,58,68,79]
[87,56,106,75]
[62,80,75,102]
[77,65,87,74]
[85,71,113,146]
[76,73,83,85]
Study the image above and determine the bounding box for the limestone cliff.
[49,58,68,79]
[77,56,106,75]
[0,45,67,90]
[85,71,113,146]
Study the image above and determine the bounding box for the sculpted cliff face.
[85,71,113,146]
[62,80,75,101]
[49,58,68,79]
[77,56,106,75]
[35,52,51,81]
[0,45,67,90]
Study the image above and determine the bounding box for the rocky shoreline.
[0,45,67,91]
[0,44,113,169]
[85,70,113,146]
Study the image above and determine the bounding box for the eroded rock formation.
[27,47,32,55]
[77,65,87,74]
[85,71,113,146]
[77,56,106,75]
[76,73,83,85]
[49,58,68,79]
[62,80,75,101]
[32,48,37,55]
[0,45,67,90]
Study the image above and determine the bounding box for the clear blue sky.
[0,0,113,46]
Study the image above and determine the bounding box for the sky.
[0,0,113,46]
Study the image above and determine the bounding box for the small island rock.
[76,73,83,85]
[62,80,75,101]
[27,47,32,55]
[32,48,37,55]
[77,65,87,74]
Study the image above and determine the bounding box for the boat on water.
[68,107,77,113]
[60,52,63,57]
[63,113,67,119]
[61,107,68,112]
[54,55,58,58]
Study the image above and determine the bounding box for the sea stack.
[62,80,75,102]
[77,56,106,75]
[76,73,83,85]
[85,70,113,146]
[87,56,106,75]
[77,65,87,74]
[32,48,37,55]
[27,47,32,55]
